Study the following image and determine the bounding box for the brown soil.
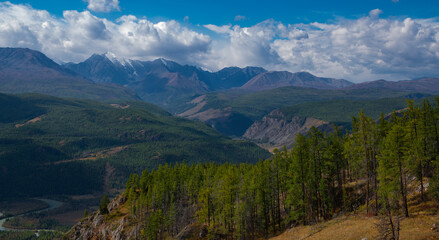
[110,104,130,109]
[49,145,130,165]
[14,115,45,128]
[271,198,439,240]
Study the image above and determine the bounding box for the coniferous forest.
[121,99,439,239]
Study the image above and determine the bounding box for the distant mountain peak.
[240,71,353,90]
[104,51,133,68]
[0,47,60,70]
[159,58,169,66]
[0,47,138,101]
[344,77,439,93]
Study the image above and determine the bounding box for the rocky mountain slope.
[65,195,133,240]
[243,109,333,149]
[0,48,138,101]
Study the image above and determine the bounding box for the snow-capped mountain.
[64,53,267,107]
[0,48,138,101]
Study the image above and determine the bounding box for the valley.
[63,99,439,239]
[1,47,439,239]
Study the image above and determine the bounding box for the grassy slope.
[272,194,439,240]
[0,93,270,199]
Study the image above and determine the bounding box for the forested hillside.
[0,93,270,199]
[277,95,435,128]
[180,86,432,136]
[67,98,439,239]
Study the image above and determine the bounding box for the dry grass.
[272,213,439,240]
[272,198,439,240]
[271,215,378,240]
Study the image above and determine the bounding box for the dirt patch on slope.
[49,145,130,165]
[110,104,130,109]
[15,115,45,128]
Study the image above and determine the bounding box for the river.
[0,198,64,231]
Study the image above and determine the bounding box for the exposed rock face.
[243,109,333,149]
[64,195,136,240]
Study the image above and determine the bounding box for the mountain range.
[2,47,439,142]
[344,78,439,93]
[63,52,354,108]
[1,47,439,238]
[0,48,138,101]
[64,53,267,107]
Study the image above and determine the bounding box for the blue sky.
[1,0,439,82]
[11,0,439,26]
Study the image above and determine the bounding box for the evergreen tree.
[100,195,110,215]
[378,120,409,218]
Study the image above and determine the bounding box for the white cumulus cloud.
[204,24,231,34]
[0,2,211,63]
[369,9,383,18]
[204,12,439,81]
[0,2,438,82]
[85,0,120,13]
[202,20,285,70]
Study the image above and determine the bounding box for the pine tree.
[378,119,409,218]
[100,195,110,215]
[287,133,310,224]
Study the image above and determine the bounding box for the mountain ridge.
[343,77,439,93]
[0,48,139,101]
[64,52,356,108]
[241,71,353,90]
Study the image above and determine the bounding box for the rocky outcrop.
[64,195,136,240]
[243,109,333,149]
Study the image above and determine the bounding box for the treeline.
[123,99,439,239]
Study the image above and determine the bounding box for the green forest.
[122,98,439,240]
[0,93,269,199]
[180,86,430,136]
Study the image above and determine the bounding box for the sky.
[1,0,439,82]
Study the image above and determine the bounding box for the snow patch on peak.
[104,52,133,68]
[159,58,168,66]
